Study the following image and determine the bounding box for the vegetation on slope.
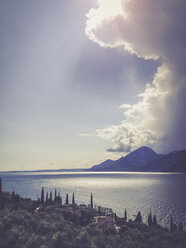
[0,177,186,248]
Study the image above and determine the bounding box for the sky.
[0,0,186,171]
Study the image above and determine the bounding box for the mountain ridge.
[89,146,186,172]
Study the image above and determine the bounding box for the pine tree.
[148,213,153,226]
[152,215,157,225]
[135,211,142,223]
[124,209,127,221]
[65,193,69,204]
[0,177,2,193]
[91,193,93,209]
[72,192,75,205]
[41,187,44,204]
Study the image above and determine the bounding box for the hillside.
[89,147,186,172]
[0,190,186,248]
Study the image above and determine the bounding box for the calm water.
[0,172,186,228]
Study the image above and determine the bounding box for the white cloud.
[85,0,186,153]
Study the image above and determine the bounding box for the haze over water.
[1,172,186,228]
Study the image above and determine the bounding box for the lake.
[0,171,186,228]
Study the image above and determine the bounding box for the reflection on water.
[1,172,186,228]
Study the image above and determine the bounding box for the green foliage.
[0,191,186,248]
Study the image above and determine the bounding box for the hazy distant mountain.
[89,146,186,172]
[143,149,186,172]
[124,146,163,166]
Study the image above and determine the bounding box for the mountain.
[89,146,186,172]
[124,146,162,165]
[143,149,186,172]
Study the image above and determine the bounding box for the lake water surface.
[0,172,186,228]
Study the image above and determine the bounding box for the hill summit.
[89,146,186,172]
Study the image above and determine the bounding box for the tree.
[170,216,173,230]
[59,193,62,205]
[178,222,183,232]
[148,213,153,226]
[57,192,62,205]
[49,191,53,204]
[46,192,49,205]
[0,177,2,193]
[72,193,75,205]
[54,188,57,203]
[65,193,69,204]
[11,190,15,202]
[152,215,157,225]
[41,187,44,204]
[114,213,117,222]
[135,211,142,223]
[91,193,93,209]
[170,216,177,231]
[124,209,127,221]
[37,194,41,205]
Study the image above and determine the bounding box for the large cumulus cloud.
[85,0,186,153]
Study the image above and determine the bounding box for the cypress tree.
[91,193,93,209]
[148,213,153,226]
[54,188,57,202]
[124,209,127,221]
[0,177,2,193]
[46,192,49,205]
[72,192,75,205]
[152,215,157,225]
[49,191,53,204]
[41,187,44,204]
[114,213,117,222]
[135,211,142,223]
[65,193,69,204]
[57,192,62,205]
